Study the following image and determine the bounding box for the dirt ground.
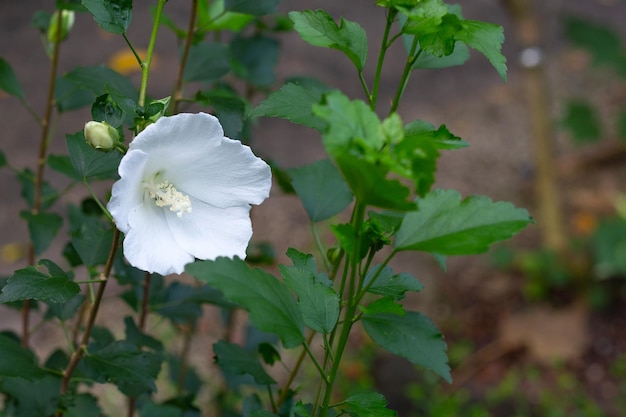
[1,0,626,415]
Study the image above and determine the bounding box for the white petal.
[107,149,149,233]
[130,113,223,177]
[123,201,194,275]
[168,137,272,208]
[166,197,252,261]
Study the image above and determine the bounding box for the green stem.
[23,8,65,349]
[356,250,396,304]
[318,203,366,417]
[370,8,398,110]
[122,33,143,68]
[74,279,107,284]
[138,0,167,108]
[276,330,316,409]
[57,228,120,416]
[171,0,198,114]
[176,322,194,394]
[60,321,75,354]
[390,37,421,114]
[303,341,329,383]
[197,10,226,32]
[19,97,43,126]
[84,179,113,221]
[115,142,129,154]
[358,71,371,103]
[268,385,277,414]
[312,223,331,273]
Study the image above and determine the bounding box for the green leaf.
[82,341,163,397]
[399,0,449,36]
[313,96,445,198]
[455,19,507,81]
[562,100,602,144]
[335,155,415,211]
[57,0,89,12]
[285,248,331,285]
[416,13,462,57]
[330,223,364,259]
[87,326,116,352]
[17,169,58,210]
[258,342,281,366]
[48,154,81,181]
[0,149,6,168]
[279,261,339,334]
[55,65,137,112]
[183,42,230,82]
[404,121,468,150]
[591,218,626,278]
[20,211,63,256]
[106,85,140,119]
[251,412,279,417]
[31,10,52,34]
[0,334,46,380]
[364,265,423,301]
[368,211,404,236]
[224,0,281,17]
[214,340,276,385]
[70,212,115,267]
[124,317,164,351]
[66,393,103,417]
[231,35,279,87]
[195,89,247,138]
[0,375,60,417]
[362,311,450,382]
[243,394,263,417]
[289,10,367,71]
[66,131,122,180]
[198,0,255,32]
[186,258,305,348]
[344,392,397,417]
[166,354,203,396]
[91,93,124,127]
[395,189,532,254]
[149,281,231,324]
[82,0,133,34]
[564,16,626,76]
[289,158,353,222]
[401,7,506,80]
[248,80,331,131]
[0,259,79,304]
[314,92,384,157]
[382,130,439,197]
[360,297,405,316]
[45,293,85,321]
[377,0,421,7]
[414,41,470,68]
[0,57,24,98]
[139,402,183,417]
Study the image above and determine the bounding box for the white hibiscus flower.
[107,112,271,275]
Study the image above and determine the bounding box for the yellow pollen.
[147,180,192,218]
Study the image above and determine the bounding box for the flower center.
[145,179,192,218]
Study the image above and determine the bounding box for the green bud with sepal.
[84,121,120,152]
[47,10,75,43]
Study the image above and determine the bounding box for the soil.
[1,0,626,416]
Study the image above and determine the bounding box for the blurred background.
[1,0,626,415]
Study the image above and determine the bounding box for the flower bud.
[47,10,75,44]
[84,121,120,151]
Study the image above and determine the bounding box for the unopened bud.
[84,121,120,151]
[47,10,75,43]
